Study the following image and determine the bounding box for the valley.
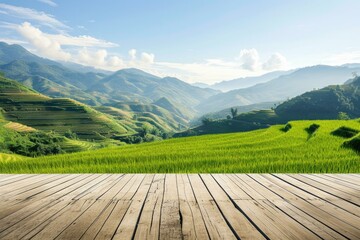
[0,42,359,173]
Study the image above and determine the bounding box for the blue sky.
[0,0,360,83]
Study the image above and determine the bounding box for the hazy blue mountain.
[196,65,360,114]
[191,82,211,88]
[210,70,294,92]
[59,61,112,74]
[91,69,219,113]
[0,42,61,66]
[341,63,360,69]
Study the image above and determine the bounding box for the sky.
[0,0,360,84]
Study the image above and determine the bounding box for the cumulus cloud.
[17,22,71,61]
[38,0,57,7]
[0,3,68,30]
[129,49,137,60]
[141,52,155,64]
[236,48,260,71]
[263,53,288,70]
[12,22,124,70]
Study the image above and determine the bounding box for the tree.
[230,108,238,119]
[139,125,150,137]
[226,115,231,120]
[201,117,212,126]
[338,112,350,120]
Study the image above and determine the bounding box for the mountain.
[96,101,187,134]
[196,65,360,114]
[211,70,293,92]
[153,97,195,120]
[0,43,218,118]
[90,68,219,114]
[275,76,360,120]
[180,76,360,136]
[0,60,106,105]
[191,82,211,88]
[0,75,128,140]
[0,42,60,66]
[196,101,278,123]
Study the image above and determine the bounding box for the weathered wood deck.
[0,174,359,239]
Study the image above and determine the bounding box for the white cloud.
[44,33,118,48]
[236,48,260,71]
[17,22,71,61]
[14,22,125,69]
[263,53,288,70]
[38,0,57,7]
[0,3,68,30]
[129,49,137,60]
[141,52,155,64]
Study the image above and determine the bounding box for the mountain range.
[1,41,360,137]
[181,75,360,136]
[196,65,360,113]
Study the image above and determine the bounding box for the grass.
[0,119,359,173]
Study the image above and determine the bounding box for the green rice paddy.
[1,119,359,173]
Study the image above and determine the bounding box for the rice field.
[0,119,359,173]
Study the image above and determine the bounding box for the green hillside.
[0,60,104,105]
[0,75,128,140]
[184,76,360,136]
[0,119,359,173]
[275,76,360,119]
[89,69,218,115]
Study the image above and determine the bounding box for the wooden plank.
[231,174,317,239]
[274,174,360,216]
[0,174,17,182]
[80,200,117,240]
[113,175,154,240]
[0,174,359,239]
[176,174,209,240]
[202,174,265,239]
[0,174,65,200]
[263,174,360,239]
[23,175,131,240]
[319,174,360,190]
[0,199,71,239]
[133,174,165,240]
[0,174,52,194]
[94,175,145,239]
[290,174,360,206]
[29,199,96,240]
[0,174,38,188]
[72,174,124,200]
[0,175,109,237]
[0,174,85,220]
[157,174,182,240]
[339,174,360,184]
[249,174,346,239]
[212,174,252,200]
[188,174,236,239]
[46,175,123,239]
[301,174,360,198]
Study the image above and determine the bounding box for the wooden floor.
[0,174,359,239]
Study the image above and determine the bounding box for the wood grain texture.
[0,174,358,239]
